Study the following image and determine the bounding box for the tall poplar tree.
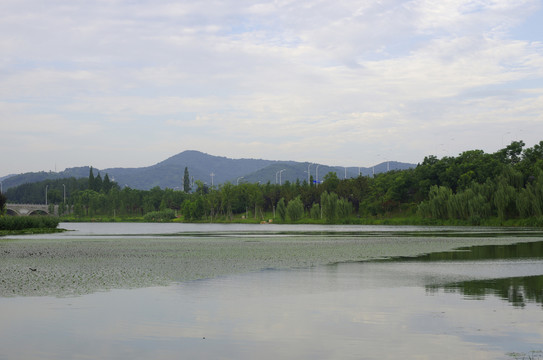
[88,167,95,191]
[183,167,191,193]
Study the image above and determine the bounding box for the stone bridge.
[5,203,59,216]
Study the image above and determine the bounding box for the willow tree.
[286,196,304,222]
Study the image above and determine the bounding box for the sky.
[1,0,543,176]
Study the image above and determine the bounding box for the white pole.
[307,163,311,184]
[279,169,286,185]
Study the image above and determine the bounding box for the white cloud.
[0,0,542,174]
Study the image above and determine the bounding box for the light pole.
[279,169,286,185]
[344,167,347,179]
[316,165,321,186]
[307,163,311,184]
[210,172,215,188]
[45,185,49,205]
[237,176,244,185]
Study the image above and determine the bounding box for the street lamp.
[307,163,312,184]
[279,169,286,185]
[237,176,244,185]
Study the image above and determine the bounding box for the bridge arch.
[5,204,57,216]
[5,208,20,216]
[28,210,49,216]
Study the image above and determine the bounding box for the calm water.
[1,223,542,360]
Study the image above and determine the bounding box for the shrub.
[143,209,176,222]
[0,216,59,230]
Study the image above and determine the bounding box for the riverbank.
[58,213,543,227]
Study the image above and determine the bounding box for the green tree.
[419,185,452,219]
[337,197,353,220]
[183,167,191,193]
[286,196,304,222]
[0,192,6,215]
[103,174,113,193]
[88,167,95,191]
[94,173,103,192]
[322,172,340,193]
[494,180,516,220]
[310,203,320,220]
[276,197,287,222]
[320,191,338,223]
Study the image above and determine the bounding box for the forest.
[3,140,543,226]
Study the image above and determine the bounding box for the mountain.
[104,151,274,189]
[1,151,416,191]
[1,167,93,192]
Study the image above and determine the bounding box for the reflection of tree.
[427,275,543,308]
[406,241,543,262]
[411,241,543,308]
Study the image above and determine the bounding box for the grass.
[55,210,543,228]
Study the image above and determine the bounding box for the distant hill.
[1,167,93,192]
[1,151,416,191]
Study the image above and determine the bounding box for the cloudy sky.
[1,0,542,176]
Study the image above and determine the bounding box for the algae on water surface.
[1,226,542,297]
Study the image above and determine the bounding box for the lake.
[1,223,542,359]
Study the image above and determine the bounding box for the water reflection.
[396,241,543,308]
[1,261,542,360]
[428,275,543,308]
[2,225,543,359]
[399,241,543,262]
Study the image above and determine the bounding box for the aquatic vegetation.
[2,226,542,297]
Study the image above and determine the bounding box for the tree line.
[3,141,543,225]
